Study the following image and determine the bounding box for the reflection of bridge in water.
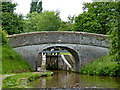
[8,31,109,72]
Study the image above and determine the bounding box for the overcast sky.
[12,0,93,21]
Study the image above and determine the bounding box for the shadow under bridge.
[36,46,80,72]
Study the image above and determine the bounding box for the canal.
[29,70,120,89]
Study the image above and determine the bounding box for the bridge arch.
[8,31,109,72]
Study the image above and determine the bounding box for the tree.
[73,12,103,34]
[2,2,16,13]
[2,2,24,35]
[30,0,42,13]
[67,15,76,24]
[90,0,120,64]
[24,11,61,32]
[58,21,73,31]
[108,1,120,63]
[73,2,117,34]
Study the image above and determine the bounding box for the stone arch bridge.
[8,31,109,72]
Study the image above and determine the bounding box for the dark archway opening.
[36,46,80,72]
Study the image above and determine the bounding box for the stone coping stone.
[7,31,108,38]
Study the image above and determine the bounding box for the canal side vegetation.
[2,30,31,74]
[2,71,53,88]
[80,55,120,76]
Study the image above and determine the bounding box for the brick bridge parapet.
[7,31,109,48]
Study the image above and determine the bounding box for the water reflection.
[30,70,120,88]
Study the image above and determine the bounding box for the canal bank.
[2,71,53,88]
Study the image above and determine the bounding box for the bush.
[1,30,8,45]
[80,55,120,76]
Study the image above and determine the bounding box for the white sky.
[12,0,93,21]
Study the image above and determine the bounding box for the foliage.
[24,11,61,32]
[0,27,1,74]
[58,15,75,31]
[2,2,24,35]
[73,2,117,35]
[73,12,103,34]
[0,26,2,44]
[30,0,42,13]
[28,73,42,82]
[28,71,53,82]
[58,21,73,31]
[1,30,8,45]
[2,2,16,13]
[2,44,31,74]
[0,25,8,45]
[80,55,120,76]
[108,1,120,63]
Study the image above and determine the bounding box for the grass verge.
[80,55,120,76]
[2,71,53,88]
[2,44,32,74]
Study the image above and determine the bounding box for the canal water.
[29,70,120,89]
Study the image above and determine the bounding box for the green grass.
[80,55,120,76]
[27,71,53,82]
[2,44,32,74]
[2,72,32,88]
[60,52,71,55]
[2,71,53,88]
